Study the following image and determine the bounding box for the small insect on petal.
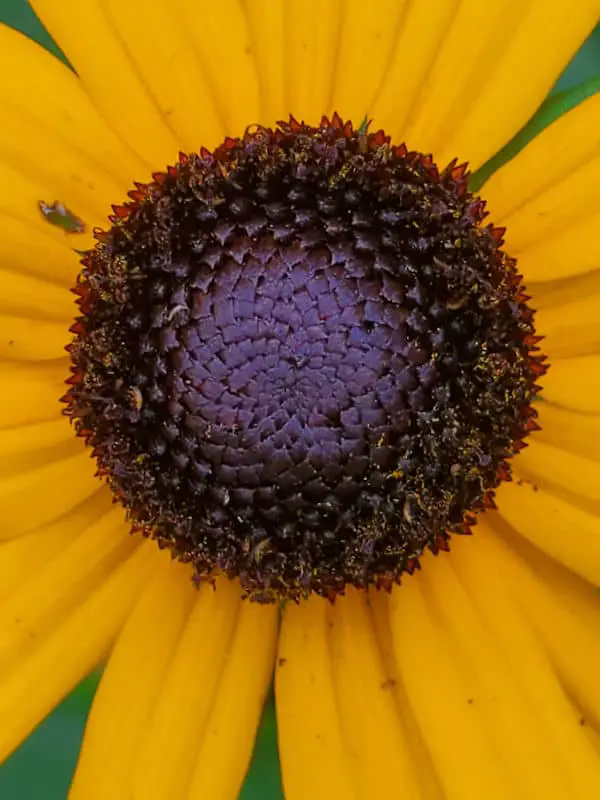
[38,201,86,234]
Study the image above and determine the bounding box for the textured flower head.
[1,2,600,799]
[64,117,543,601]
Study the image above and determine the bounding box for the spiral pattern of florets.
[64,115,545,601]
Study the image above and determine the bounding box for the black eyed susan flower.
[2,1,600,798]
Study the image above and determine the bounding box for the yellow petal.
[586,725,600,757]
[92,0,225,152]
[483,91,600,262]
[0,25,148,253]
[371,0,458,145]
[244,0,286,124]
[479,516,600,733]
[516,436,600,502]
[276,595,355,800]
[331,0,410,124]
[0,541,158,763]
[282,0,342,124]
[413,549,588,796]
[434,0,600,169]
[496,476,600,586]
[172,0,260,137]
[535,402,600,462]
[29,0,180,168]
[0,363,64,429]
[541,354,600,413]
[326,587,419,798]
[500,153,600,254]
[483,91,600,221]
[0,87,126,226]
[0,214,80,288]
[0,269,74,322]
[69,558,197,800]
[0,23,145,182]
[388,565,514,798]
[188,600,278,800]
[530,269,600,312]
[451,530,600,794]
[537,293,600,360]
[0,506,134,677]
[0,417,77,477]
[0,435,82,480]
[0,160,97,253]
[497,515,600,642]
[0,449,100,539]
[0,316,69,361]
[130,578,241,799]
[518,211,600,283]
[368,590,443,800]
[401,0,517,159]
[0,491,111,603]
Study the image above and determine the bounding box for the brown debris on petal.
[64,116,544,602]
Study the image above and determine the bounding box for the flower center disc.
[65,115,544,601]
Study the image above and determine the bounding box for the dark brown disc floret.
[64,115,546,602]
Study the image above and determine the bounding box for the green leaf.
[240,692,284,800]
[0,0,68,65]
[0,672,101,799]
[554,25,600,92]
[470,74,600,191]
